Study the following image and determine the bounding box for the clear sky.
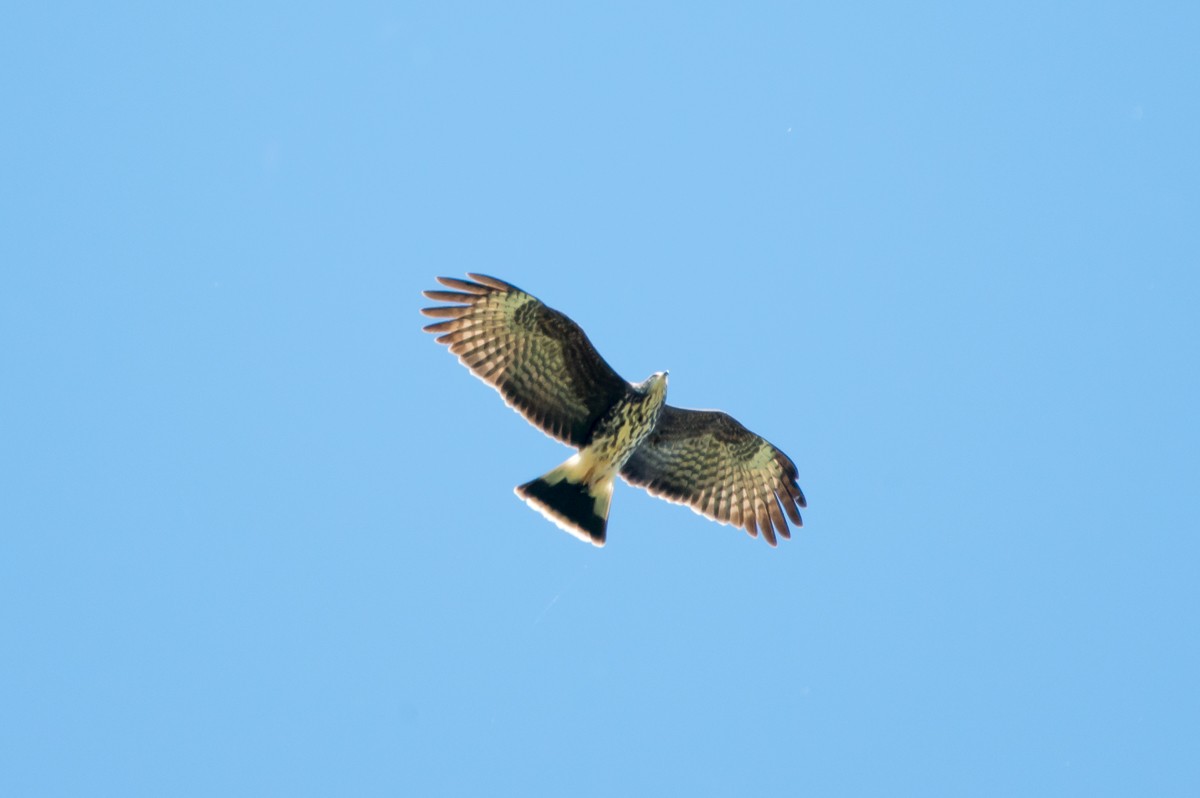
[3,2,1198,796]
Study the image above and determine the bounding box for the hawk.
[421,274,806,547]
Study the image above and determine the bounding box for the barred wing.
[421,274,631,447]
[621,406,806,546]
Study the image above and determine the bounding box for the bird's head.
[640,370,669,399]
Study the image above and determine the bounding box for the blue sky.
[3,2,1198,795]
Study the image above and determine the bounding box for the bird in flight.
[421,274,806,547]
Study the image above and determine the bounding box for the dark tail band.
[516,475,608,546]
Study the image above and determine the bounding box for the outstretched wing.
[620,406,806,546]
[421,274,631,447]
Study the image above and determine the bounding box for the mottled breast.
[586,390,666,473]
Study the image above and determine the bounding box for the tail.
[515,454,613,547]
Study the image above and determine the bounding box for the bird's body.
[515,372,666,544]
[577,372,668,482]
[421,274,806,547]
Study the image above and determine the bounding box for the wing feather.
[620,406,806,546]
[767,492,788,542]
[422,274,631,447]
[423,290,478,303]
[435,276,490,294]
[465,272,514,290]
